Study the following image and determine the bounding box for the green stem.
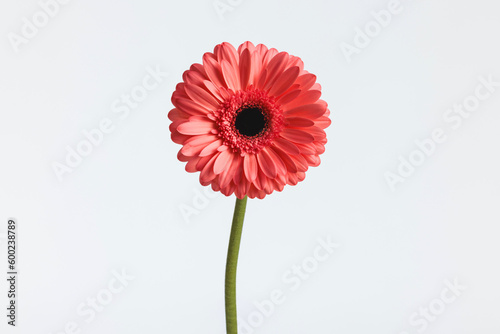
[225,196,248,334]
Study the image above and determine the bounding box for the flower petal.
[286,55,304,73]
[213,149,233,175]
[238,41,255,54]
[199,139,223,157]
[256,148,277,178]
[239,48,252,90]
[284,90,321,110]
[272,146,298,173]
[263,52,289,91]
[268,66,300,97]
[285,117,315,127]
[280,129,315,144]
[295,73,317,91]
[172,97,210,116]
[202,80,224,102]
[295,143,317,155]
[185,156,201,172]
[305,126,327,140]
[304,154,321,167]
[283,101,327,119]
[261,47,279,68]
[202,53,226,88]
[251,44,267,83]
[171,130,189,145]
[256,68,267,90]
[277,89,301,105]
[168,108,189,121]
[243,153,258,182]
[183,69,205,86]
[314,142,326,154]
[234,179,249,199]
[190,63,207,78]
[219,154,237,188]
[184,84,220,110]
[232,156,244,184]
[290,154,308,172]
[272,137,300,155]
[218,42,239,68]
[221,59,240,91]
[265,147,287,176]
[200,153,219,184]
[177,120,215,135]
[315,115,332,129]
[181,135,219,156]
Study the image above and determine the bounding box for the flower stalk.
[225,196,248,334]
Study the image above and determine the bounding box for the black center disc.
[234,107,267,137]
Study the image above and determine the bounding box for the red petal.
[243,153,258,182]
[290,154,308,172]
[280,129,315,144]
[199,139,223,157]
[190,63,207,78]
[295,73,317,91]
[263,52,289,91]
[238,41,255,55]
[213,149,233,175]
[304,154,321,167]
[185,156,201,172]
[265,147,287,176]
[272,146,298,173]
[171,130,189,145]
[168,108,189,121]
[295,143,317,155]
[268,66,300,97]
[306,126,327,140]
[183,70,205,86]
[202,53,226,88]
[184,84,220,110]
[172,97,210,116]
[218,42,239,68]
[272,137,300,155]
[232,156,244,184]
[284,101,327,119]
[221,59,240,90]
[251,44,267,83]
[284,90,321,110]
[234,180,247,199]
[314,142,325,154]
[311,83,321,91]
[181,135,219,156]
[256,68,267,90]
[285,117,315,127]
[256,148,277,178]
[239,48,252,90]
[177,120,214,135]
[202,80,224,102]
[200,153,219,183]
[286,55,304,73]
[219,155,237,188]
[277,89,301,105]
[315,114,332,129]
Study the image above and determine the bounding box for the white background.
[1,0,499,333]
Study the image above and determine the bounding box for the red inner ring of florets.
[216,88,284,155]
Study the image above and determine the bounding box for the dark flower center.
[234,107,267,137]
[217,88,284,154]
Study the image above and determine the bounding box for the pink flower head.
[168,41,331,199]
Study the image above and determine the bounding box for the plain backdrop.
[1,0,499,333]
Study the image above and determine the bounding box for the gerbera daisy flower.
[168,41,331,199]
